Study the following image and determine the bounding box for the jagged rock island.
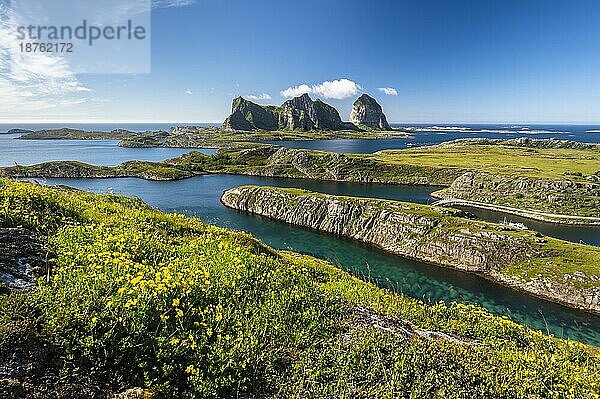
[223,93,389,132]
[221,185,600,314]
[15,94,404,147]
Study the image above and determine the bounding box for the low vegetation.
[0,179,599,398]
[374,140,600,182]
[1,160,196,181]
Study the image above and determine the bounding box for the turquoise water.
[35,175,600,346]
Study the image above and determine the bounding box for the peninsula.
[221,185,600,314]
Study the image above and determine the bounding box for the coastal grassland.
[0,180,598,397]
[501,241,600,290]
[373,143,600,182]
[1,160,196,181]
[167,146,464,185]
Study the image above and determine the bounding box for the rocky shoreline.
[0,160,196,181]
[221,185,600,314]
[2,138,599,224]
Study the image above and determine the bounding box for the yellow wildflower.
[185,365,197,374]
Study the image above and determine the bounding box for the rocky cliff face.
[350,94,392,130]
[223,97,279,131]
[223,94,360,132]
[221,186,600,314]
[220,146,463,185]
[278,93,348,131]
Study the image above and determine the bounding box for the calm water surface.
[457,206,600,247]
[266,124,600,153]
[35,175,600,346]
[0,134,215,167]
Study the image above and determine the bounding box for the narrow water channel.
[34,175,600,346]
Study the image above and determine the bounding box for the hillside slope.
[0,180,598,397]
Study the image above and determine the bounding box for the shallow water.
[35,175,600,346]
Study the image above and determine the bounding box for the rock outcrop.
[223,97,279,131]
[350,94,392,130]
[0,228,47,290]
[278,93,348,131]
[438,137,600,151]
[222,94,360,132]
[221,186,600,314]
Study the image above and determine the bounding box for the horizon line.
[2,121,600,126]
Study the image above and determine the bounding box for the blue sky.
[2,0,600,123]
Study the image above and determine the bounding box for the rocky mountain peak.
[223,97,279,131]
[279,94,346,131]
[350,94,392,130]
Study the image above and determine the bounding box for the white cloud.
[247,93,272,101]
[0,6,91,117]
[185,89,193,95]
[378,87,398,96]
[281,78,362,100]
[152,0,195,8]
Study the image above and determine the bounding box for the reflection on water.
[34,175,600,346]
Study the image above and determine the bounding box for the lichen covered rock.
[0,228,47,290]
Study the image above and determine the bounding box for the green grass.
[374,144,600,182]
[0,179,599,397]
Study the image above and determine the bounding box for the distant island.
[1,128,33,135]
[223,93,392,132]
[15,94,408,147]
